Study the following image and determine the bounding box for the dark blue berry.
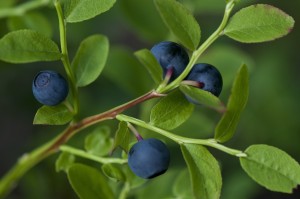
[128,138,170,179]
[151,41,189,81]
[32,70,69,106]
[185,63,223,97]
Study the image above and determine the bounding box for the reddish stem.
[128,123,143,141]
[44,90,163,155]
[164,67,174,84]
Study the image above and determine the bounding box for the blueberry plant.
[0,0,299,198]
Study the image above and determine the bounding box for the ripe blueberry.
[185,63,223,97]
[150,41,189,81]
[32,70,69,106]
[128,138,170,179]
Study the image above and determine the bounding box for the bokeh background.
[0,0,299,198]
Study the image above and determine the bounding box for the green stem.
[0,90,162,199]
[116,114,246,157]
[0,0,50,19]
[60,146,127,164]
[54,0,79,115]
[118,182,130,199]
[156,1,235,93]
[117,115,182,143]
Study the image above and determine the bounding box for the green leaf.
[214,64,249,142]
[101,164,126,182]
[7,12,53,37]
[62,0,116,23]
[0,30,61,63]
[181,144,222,199]
[113,121,131,153]
[150,90,194,130]
[240,145,300,193]
[224,4,295,43]
[55,152,75,172]
[33,104,73,125]
[84,126,113,156]
[180,84,226,112]
[173,169,193,198]
[67,163,114,199]
[154,0,200,50]
[72,34,109,87]
[134,49,163,86]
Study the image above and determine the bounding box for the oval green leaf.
[55,152,75,173]
[62,0,116,23]
[240,145,300,193]
[67,163,114,199]
[72,34,109,87]
[179,84,226,113]
[33,104,73,125]
[181,144,222,199]
[134,49,163,86]
[84,126,113,156]
[101,163,126,182]
[112,121,131,153]
[214,64,249,142]
[154,0,200,50]
[224,4,295,43]
[0,30,61,63]
[7,11,53,37]
[150,90,194,130]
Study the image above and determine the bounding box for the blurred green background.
[0,0,299,198]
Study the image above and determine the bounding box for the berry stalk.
[128,123,144,141]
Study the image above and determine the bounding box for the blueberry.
[151,41,189,81]
[185,63,223,97]
[32,70,69,106]
[128,138,170,179]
